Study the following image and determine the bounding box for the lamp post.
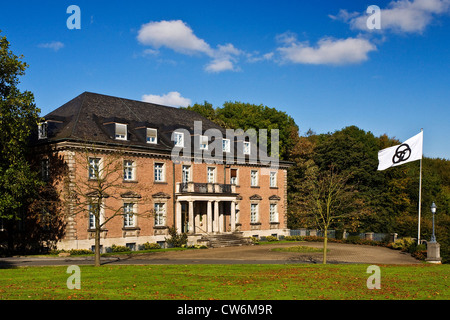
[426,202,441,264]
[430,202,437,243]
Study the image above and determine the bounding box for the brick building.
[35,92,292,251]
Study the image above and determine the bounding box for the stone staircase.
[199,232,251,248]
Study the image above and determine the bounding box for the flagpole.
[417,128,423,245]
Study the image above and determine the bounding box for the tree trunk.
[323,228,328,264]
[94,215,101,267]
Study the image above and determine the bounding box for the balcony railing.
[177,182,236,194]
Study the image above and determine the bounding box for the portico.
[175,184,239,235]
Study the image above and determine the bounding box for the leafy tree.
[65,145,154,266]
[0,31,42,252]
[185,101,299,161]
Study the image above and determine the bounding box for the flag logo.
[377,131,423,171]
[392,143,411,164]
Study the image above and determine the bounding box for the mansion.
[35,92,291,251]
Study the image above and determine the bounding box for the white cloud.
[137,20,242,72]
[142,91,192,108]
[38,41,64,51]
[337,0,450,33]
[277,35,376,65]
[137,20,213,55]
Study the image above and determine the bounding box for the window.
[222,138,230,153]
[88,203,101,229]
[147,128,157,144]
[41,159,49,181]
[174,132,184,147]
[270,171,277,188]
[207,167,216,183]
[250,170,258,187]
[115,123,127,140]
[154,163,165,182]
[230,168,238,185]
[243,141,251,155]
[154,203,166,226]
[270,204,278,223]
[200,135,208,150]
[123,203,135,227]
[88,158,100,180]
[182,165,191,183]
[251,203,258,223]
[123,160,135,181]
[38,122,48,140]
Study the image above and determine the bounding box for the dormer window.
[200,135,208,150]
[174,132,184,147]
[222,138,230,153]
[115,123,127,140]
[146,128,157,144]
[38,122,48,140]
[243,141,251,155]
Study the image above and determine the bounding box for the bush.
[265,235,278,242]
[143,242,161,250]
[250,237,260,245]
[68,249,94,255]
[165,227,188,248]
[111,244,130,253]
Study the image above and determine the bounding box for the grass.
[0,264,448,300]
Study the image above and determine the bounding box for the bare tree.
[301,164,364,264]
[64,144,153,266]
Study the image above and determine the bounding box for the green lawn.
[0,264,448,300]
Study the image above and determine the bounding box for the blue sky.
[1,0,449,159]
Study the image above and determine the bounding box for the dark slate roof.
[39,92,226,152]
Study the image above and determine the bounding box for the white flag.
[377,131,423,171]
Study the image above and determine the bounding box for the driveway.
[0,241,420,267]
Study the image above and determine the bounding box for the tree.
[0,31,42,253]
[65,144,153,266]
[300,164,364,264]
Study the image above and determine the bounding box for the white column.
[188,200,194,234]
[219,202,224,233]
[230,201,236,232]
[214,201,219,233]
[207,200,212,233]
[176,201,182,233]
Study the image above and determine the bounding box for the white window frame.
[147,128,157,144]
[88,158,101,180]
[38,122,48,140]
[115,123,128,140]
[250,203,259,223]
[222,138,230,153]
[174,132,184,148]
[207,167,216,183]
[200,135,208,150]
[154,203,166,227]
[123,203,136,228]
[41,158,49,181]
[230,168,238,185]
[270,203,278,223]
[270,171,277,188]
[123,160,135,181]
[88,202,103,229]
[250,170,258,187]
[243,141,251,155]
[182,165,191,183]
[154,163,165,182]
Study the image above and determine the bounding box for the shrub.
[250,237,260,245]
[111,244,130,253]
[68,249,94,255]
[265,235,278,242]
[143,242,161,250]
[165,227,188,248]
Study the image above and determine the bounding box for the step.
[201,233,251,248]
